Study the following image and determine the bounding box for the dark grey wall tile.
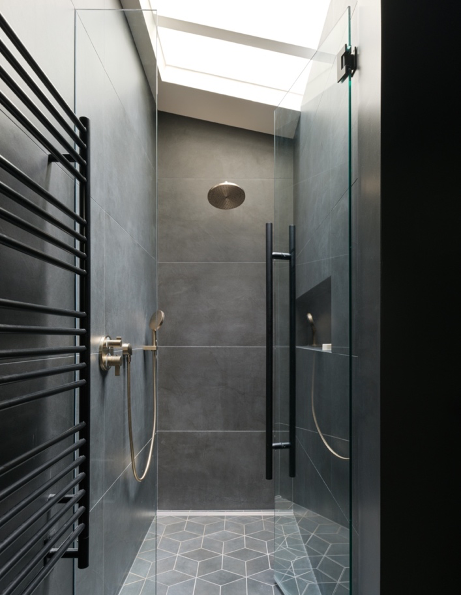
[158,431,273,510]
[103,458,156,595]
[75,503,105,596]
[158,177,272,263]
[75,19,156,259]
[90,199,106,354]
[294,428,349,527]
[159,112,273,180]
[104,214,156,348]
[158,262,265,347]
[331,255,349,353]
[1,3,158,596]
[103,345,154,492]
[158,347,265,431]
[296,349,349,441]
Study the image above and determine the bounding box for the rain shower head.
[207,181,245,210]
[149,310,165,332]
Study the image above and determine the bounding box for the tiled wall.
[157,113,274,510]
[0,2,158,595]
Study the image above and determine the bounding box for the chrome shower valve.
[99,335,124,376]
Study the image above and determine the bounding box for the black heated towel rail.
[0,13,91,593]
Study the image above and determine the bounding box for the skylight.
[148,0,330,109]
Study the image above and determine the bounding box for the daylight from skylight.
[147,0,331,109]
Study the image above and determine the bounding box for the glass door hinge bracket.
[337,45,357,82]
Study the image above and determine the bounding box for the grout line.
[157,430,266,433]
[159,261,265,264]
[90,438,151,513]
[158,346,265,348]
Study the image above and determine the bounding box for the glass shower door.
[273,9,352,595]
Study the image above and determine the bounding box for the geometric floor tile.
[120,512,282,595]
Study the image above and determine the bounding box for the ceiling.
[121,0,331,133]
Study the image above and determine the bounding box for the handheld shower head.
[307,312,317,347]
[149,310,165,332]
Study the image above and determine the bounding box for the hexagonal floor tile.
[199,569,242,586]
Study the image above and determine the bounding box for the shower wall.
[157,112,274,510]
[0,2,157,595]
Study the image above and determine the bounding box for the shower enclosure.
[271,9,353,595]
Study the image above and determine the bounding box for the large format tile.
[158,177,272,263]
[75,23,156,258]
[103,462,156,595]
[295,349,349,441]
[158,113,273,180]
[158,432,273,510]
[158,262,265,346]
[158,347,265,431]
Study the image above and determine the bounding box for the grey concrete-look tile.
[119,580,144,595]
[228,548,263,562]
[158,262,265,347]
[158,432,272,510]
[182,548,220,562]
[130,558,151,578]
[245,536,268,555]
[185,521,206,535]
[168,530,200,542]
[202,535,225,555]
[221,578,248,595]
[158,177,272,263]
[158,112,273,180]
[158,536,181,555]
[203,520,227,535]
[223,536,246,554]
[159,344,265,434]
[222,555,246,576]
[175,555,199,577]
[246,555,271,577]
[140,578,157,595]
[247,579,274,595]
[200,569,242,586]
[193,578,220,595]
[197,555,222,577]
[156,556,176,575]
[179,537,204,554]
[167,578,196,595]
[163,521,187,535]
[156,569,194,587]
[249,569,276,586]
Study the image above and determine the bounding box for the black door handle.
[266,223,296,481]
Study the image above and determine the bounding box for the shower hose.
[311,358,349,461]
[125,349,157,482]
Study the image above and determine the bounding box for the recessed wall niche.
[296,276,331,347]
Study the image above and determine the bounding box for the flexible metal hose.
[311,357,349,461]
[126,348,157,482]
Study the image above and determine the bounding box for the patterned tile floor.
[274,499,350,595]
[120,512,283,595]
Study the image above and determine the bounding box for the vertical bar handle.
[289,225,296,478]
[266,223,273,480]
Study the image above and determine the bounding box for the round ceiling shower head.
[207,181,245,210]
[149,310,165,332]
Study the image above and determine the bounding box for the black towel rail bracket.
[0,12,91,593]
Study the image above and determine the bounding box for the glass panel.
[273,8,351,595]
[74,9,158,595]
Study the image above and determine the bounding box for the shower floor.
[120,511,282,595]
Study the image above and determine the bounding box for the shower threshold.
[120,510,281,595]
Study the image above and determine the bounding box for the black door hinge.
[337,45,357,82]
